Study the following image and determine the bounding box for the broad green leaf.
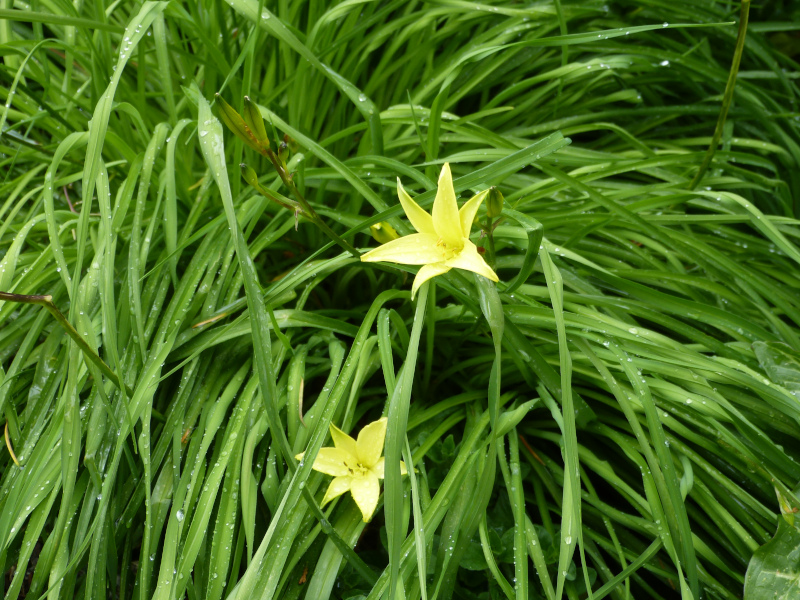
[753,341,800,392]
[745,520,800,600]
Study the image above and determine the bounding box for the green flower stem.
[484,216,497,270]
[688,0,750,189]
[385,281,430,600]
[423,280,436,392]
[265,150,360,258]
[474,274,504,432]
[403,438,428,600]
[0,291,131,396]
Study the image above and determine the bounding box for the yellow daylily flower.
[361,163,499,298]
[295,417,407,522]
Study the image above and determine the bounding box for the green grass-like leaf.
[2,1,800,599]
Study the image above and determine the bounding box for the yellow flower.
[370,221,400,244]
[296,417,406,522]
[361,163,499,298]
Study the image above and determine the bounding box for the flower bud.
[240,163,261,189]
[278,141,289,164]
[215,94,268,155]
[370,222,399,244]
[487,187,504,218]
[243,96,269,149]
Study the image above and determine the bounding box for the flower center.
[436,238,460,261]
[346,460,369,477]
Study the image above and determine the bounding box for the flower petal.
[350,471,380,522]
[459,188,490,237]
[411,263,450,299]
[431,163,464,248]
[398,179,435,235]
[445,239,499,282]
[329,423,358,458]
[356,417,387,467]
[307,447,353,477]
[360,233,442,265]
[321,476,352,506]
[372,458,407,479]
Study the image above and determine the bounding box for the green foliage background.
[2,1,800,599]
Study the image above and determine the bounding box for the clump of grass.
[1,1,800,599]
